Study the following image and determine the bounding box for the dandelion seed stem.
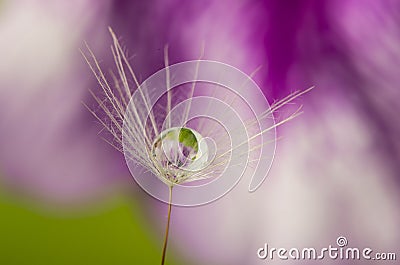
[161,185,173,265]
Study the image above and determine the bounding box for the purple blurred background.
[0,0,399,264]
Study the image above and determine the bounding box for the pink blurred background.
[0,0,399,264]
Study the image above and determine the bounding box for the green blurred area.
[0,191,181,265]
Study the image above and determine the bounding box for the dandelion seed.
[82,27,313,265]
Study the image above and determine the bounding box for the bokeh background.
[1,0,399,264]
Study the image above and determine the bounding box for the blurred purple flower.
[1,0,399,264]
[0,0,128,205]
[105,0,399,264]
